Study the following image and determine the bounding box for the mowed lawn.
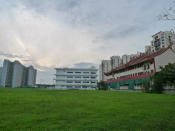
[0,88,175,130]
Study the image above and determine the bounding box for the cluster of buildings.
[99,31,175,90]
[1,30,175,90]
[55,67,98,89]
[0,59,37,88]
[99,53,141,81]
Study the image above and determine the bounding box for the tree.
[158,1,175,21]
[97,81,109,90]
[141,79,151,93]
[152,63,175,93]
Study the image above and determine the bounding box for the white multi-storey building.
[99,60,112,81]
[0,59,37,88]
[55,67,98,89]
[151,31,175,52]
[122,55,131,64]
[110,56,121,69]
[27,66,37,87]
[145,45,152,54]
[12,61,25,88]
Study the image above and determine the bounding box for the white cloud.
[0,0,174,83]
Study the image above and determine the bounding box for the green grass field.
[0,88,175,131]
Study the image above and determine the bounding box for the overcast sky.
[0,0,174,84]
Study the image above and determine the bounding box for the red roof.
[105,47,170,76]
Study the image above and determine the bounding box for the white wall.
[155,48,175,72]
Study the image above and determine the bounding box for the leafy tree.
[158,1,175,21]
[97,81,109,90]
[152,63,175,93]
[141,79,151,93]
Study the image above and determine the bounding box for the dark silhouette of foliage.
[141,79,151,93]
[152,63,175,93]
[158,1,175,21]
[97,81,109,90]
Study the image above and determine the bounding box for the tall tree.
[159,1,175,21]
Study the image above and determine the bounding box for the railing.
[106,72,155,83]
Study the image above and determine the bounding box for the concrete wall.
[155,48,175,72]
[120,86,128,90]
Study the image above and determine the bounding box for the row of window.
[66,76,96,79]
[66,81,96,84]
[67,71,96,74]
[115,70,154,79]
[114,62,153,74]
[66,86,96,88]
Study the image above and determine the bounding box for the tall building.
[27,66,37,87]
[99,60,112,81]
[0,60,13,87]
[0,59,37,88]
[55,67,98,89]
[122,55,131,64]
[12,61,25,87]
[0,67,2,86]
[110,56,121,69]
[145,45,152,54]
[151,31,175,52]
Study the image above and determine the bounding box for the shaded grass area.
[0,88,175,130]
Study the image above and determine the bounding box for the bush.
[97,81,109,90]
[141,80,151,93]
[151,63,175,93]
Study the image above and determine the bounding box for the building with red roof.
[104,44,175,90]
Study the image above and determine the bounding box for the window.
[91,72,96,74]
[82,86,88,88]
[67,72,73,73]
[91,77,96,79]
[67,81,73,83]
[67,86,72,88]
[83,72,89,74]
[91,81,96,83]
[67,76,73,78]
[75,81,81,83]
[147,64,150,69]
[83,76,89,78]
[83,81,89,83]
[75,72,81,74]
[75,76,81,78]
[75,86,81,88]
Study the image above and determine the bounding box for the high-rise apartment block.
[122,55,131,64]
[151,31,175,52]
[0,59,37,88]
[111,56,121,69]
[145,45,152,54]
[99,60,112,81]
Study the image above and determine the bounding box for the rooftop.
[105,46,170,76]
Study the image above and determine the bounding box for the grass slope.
[0,88,175,130]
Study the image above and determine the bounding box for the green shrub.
[97,81,109,90]
[141,79,151,93]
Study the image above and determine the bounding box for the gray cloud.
[0,0,174,84]
[72,62,98,68]
[0,51,25,59]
